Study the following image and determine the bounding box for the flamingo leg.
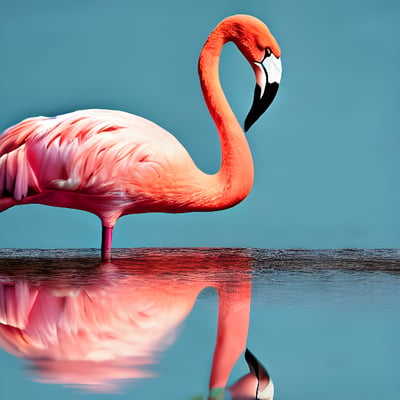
[101,225,113,261]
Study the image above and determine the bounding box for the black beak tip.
[244,348,259,376]
[244,82,279,133]
[244,113,257,132]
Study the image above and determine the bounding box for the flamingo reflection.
[0,249,274,398]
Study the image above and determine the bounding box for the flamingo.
[0,15,282,260]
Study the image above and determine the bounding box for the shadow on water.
[0,248,399,399]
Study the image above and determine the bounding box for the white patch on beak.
[263,54,282,85]
[258,378,275,400]
[253,54,282,98]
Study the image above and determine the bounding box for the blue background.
[1,0,399,249]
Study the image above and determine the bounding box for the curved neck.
[209,279,251,391]
[197,29,254,209]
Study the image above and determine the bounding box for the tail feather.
[0,146,40,202]
[0,117,47,202]
[0,116,47,155]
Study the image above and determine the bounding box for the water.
[0,248,398,400]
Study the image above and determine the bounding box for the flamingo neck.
[197,29,254,210]
[209,280,251,391]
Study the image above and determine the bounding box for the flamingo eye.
[265,47,272,58]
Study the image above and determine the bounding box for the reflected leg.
[101,225,113,261]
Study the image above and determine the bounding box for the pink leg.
[101,225,113,261]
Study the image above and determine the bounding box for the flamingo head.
[222,15,282,131]
[208,349,274,400]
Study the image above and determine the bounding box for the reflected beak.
[244,53,282,132]
[244,348,274,400]
[224,349,275,400]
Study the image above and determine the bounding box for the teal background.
[1,0,399,249]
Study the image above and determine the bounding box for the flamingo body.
[0,15,282,259]
[0,110,208,220]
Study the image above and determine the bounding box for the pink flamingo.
[0,15,282,259]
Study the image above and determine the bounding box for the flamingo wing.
[0,110,191,202]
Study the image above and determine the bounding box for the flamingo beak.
[244,53,282,132]
[217,349,274,400]
[244,348,274,400]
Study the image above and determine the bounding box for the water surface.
[0,248,398,400]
